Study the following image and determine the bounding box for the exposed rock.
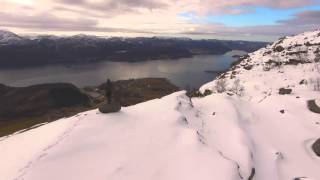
[285,59,311,65]
[274,45,285,52]
[203,89,213,96]
[280,110,285,114]
[279,88,292,95]
[98,102,121,113]
[274,36,286,47]
[263,65,271,71]
[227,92,234,96]
[312,138,320,157]
[293,177,307,180]
[266,59,282,66]
[286,51,307,56]
[243,64,253,70]
[248,168,255,180]
[263,50,272,55]
[186,89,212,98]
[305,42,312,46]
[232,71,238,75]
[307,99,320,114]
[186,89,204,98]
[305,41,320,46]
[299,79,307,85]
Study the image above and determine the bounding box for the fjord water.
[0,51,243,89]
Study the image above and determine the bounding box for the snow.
[0,30,320,180]
[0,30,26,45]
[0,117,78,180]
[0,93,240,180]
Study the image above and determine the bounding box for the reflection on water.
[0,51,244,89]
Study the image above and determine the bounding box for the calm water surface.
[0,51,245,89]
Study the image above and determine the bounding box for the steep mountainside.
[0,30,319,180]
[0,30,267,68]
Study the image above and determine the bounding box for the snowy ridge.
[200,30,320,101]
[200,30,320,179]
[0,30,320,180]
[0,30,27,45]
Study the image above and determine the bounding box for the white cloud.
[0,0,319,41]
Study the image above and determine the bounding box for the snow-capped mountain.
[0,30,28,45]
[0,30,319,180]
[0,30,267,68]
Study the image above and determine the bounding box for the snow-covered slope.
[0,30,28,45]
[0,30,320,180]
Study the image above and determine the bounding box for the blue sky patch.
[180,5,320,27]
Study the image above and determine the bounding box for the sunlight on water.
[0,52,243,89]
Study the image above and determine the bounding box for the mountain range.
[0,30,267,68]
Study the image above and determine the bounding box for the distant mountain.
[0,30,268,68]
[0,30,30,45]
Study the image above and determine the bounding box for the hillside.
[0,78,178,137]
[0,30,267,68]
[0,30,319,180]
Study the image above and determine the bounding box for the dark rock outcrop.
[279,88,292,95]
[248,168,255,180]
[312,138,320,157]
[294,177,307,180]
[285,59,311,65]
[307,99,320,114]
[274,45,285,52]
[299,79,307,85]
[244,64,253,70]
[98,102,121,113]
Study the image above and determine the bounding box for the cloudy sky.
[1,0,320,41]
